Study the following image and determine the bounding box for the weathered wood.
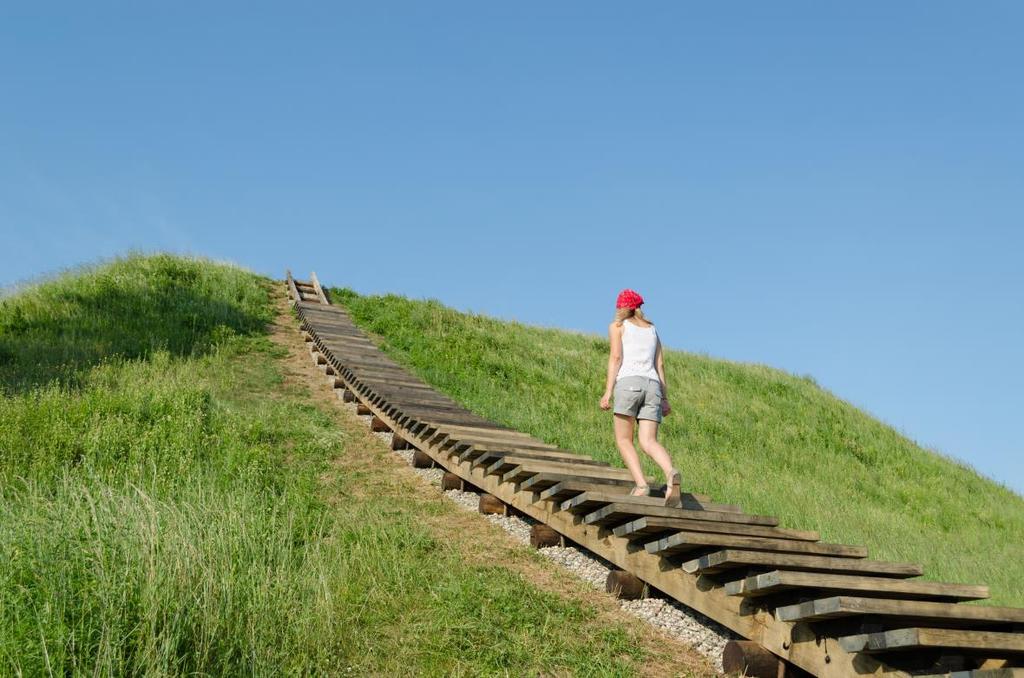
[722,641,782,678]
[520,472,653,493]
[412,449,435,468]
[585,503,779,528]
[726,571,988,603]
[499,460,636,484]
[473,449,600,468]
[342,389,356,403]
[683,549,923,578]
[647,531,866,559]
[478,493,507,515]
[356,402,372,415]
[482,454,610,476]
[562,491,743,516]
[777,597,1024,626]
[540,479,712,504]
[391,433,411,450]
[839,627,1024,653]
[370,416,391,433]
[302,331,313,342]
[614,516,820,543]
[441,472,464,491]
[309,271,330,305]
[313,352,327,365]
[286,270,302,303]
[530,523,562,548]
[606,570,646,600]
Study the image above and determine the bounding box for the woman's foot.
[629,484,651,497]
[663,469,682,507]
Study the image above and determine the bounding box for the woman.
[599,288,682,506]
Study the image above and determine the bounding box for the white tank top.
[616,321,660,381]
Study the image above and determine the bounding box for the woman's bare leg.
[636,420,674,477]
[637,419,681,504]
[613,414,647,488]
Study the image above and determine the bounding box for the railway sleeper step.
[584,502,779,528]
[726,570,988,603]
[777,596,1024,628]
[683,549,923,578]
[645,530,866,559]
[561,490,742,516]
[839,627,1024,655]
[540,479,712,504]
[613,516,819,543]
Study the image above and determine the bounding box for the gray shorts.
[613,376,663,422]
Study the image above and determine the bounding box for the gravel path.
[333,383,735,670]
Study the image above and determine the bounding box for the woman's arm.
[655,338,671,415]
[600,323,623,410]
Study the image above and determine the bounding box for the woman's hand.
[600,392,612,410]
[661,399,672,416]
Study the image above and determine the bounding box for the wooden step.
[646,531,866,558]
[682,549,923,578]
[500,460,635,484]
[839,627,1024,654]
[561,491,742,516]
[776,596,1024,627]
[521,473,655,493]
[539,480,712,504]
[726,570,988,603]
[474,450,604,471]
[614,516,819,542]
[584,503,779,528]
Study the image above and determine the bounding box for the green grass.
[0,255,676,677]
[330,287,1024,607]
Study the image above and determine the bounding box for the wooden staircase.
[287,271,1024,677]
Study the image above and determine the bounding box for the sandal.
[629,484,651,497]
[663,469,682,507]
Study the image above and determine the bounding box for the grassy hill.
[331,287,1024,607]
[0,255,699,676]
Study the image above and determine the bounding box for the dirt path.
[266,288,719,677]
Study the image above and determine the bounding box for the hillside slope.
[332,287,1024,607]
[0,255,709,676]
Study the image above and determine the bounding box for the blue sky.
[2,3,1022,492]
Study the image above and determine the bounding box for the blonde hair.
[614,307,651,326]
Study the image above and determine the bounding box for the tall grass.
[331,288,1024,607]
[0,255,676,676]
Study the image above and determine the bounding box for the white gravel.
[323,365,734,670]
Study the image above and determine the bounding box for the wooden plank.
[456,442,570,463]
[726,570,988,603]
[614,516,819,542]
[585,503,779,528]
[839,627,1024,653]
[501,460,635,484]
[562,491,743,516]
[647,531,865,558]
[682,549,923,578]
[436,430,556,449]
[777,596,1024,627]
[474,450,605,471]
[286,270,302,302]
[521,472,649,493]
[309,271,330,305]
[540,479,712,504]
